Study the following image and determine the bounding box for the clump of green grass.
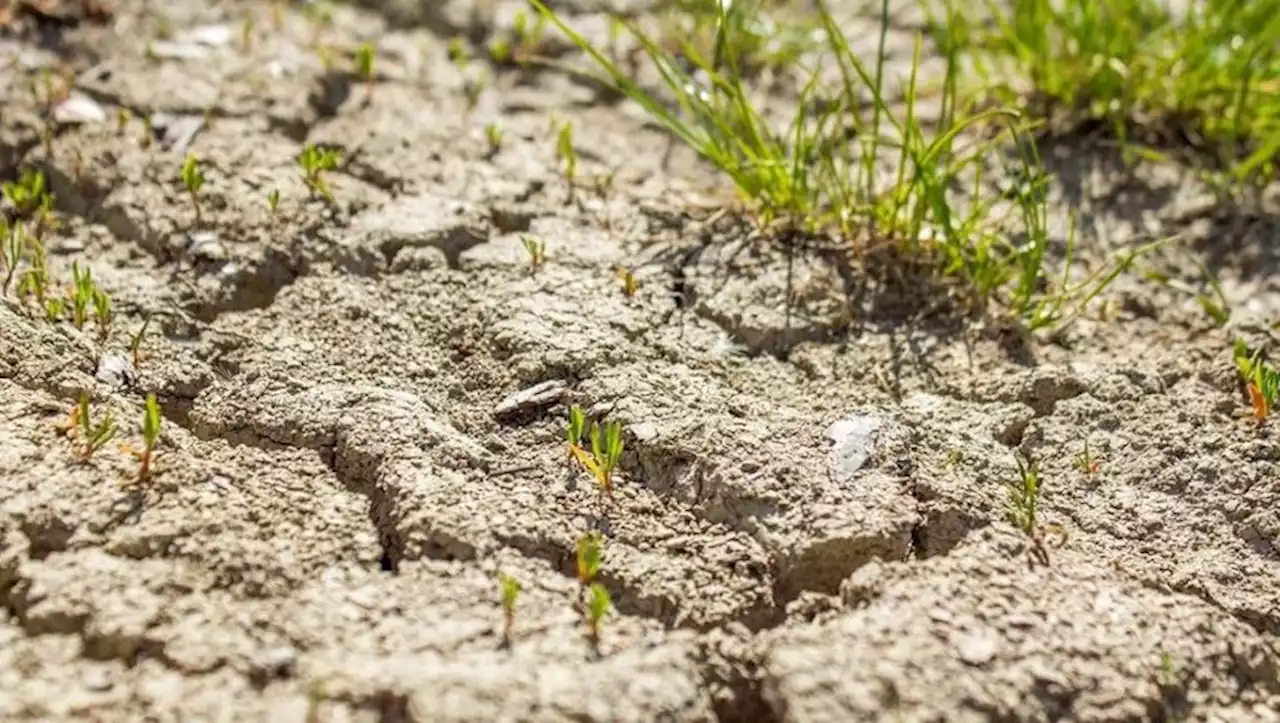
[925,0,1280,186]
[532,0,1150,330]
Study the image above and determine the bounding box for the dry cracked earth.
[2,0,1280,721]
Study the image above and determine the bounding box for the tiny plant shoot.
[73,394,117,461]
[129,315,152,370]
[121,393,162,484]
[1074,440,1099,476]
[1234,338,1279,420]
[556,121,577,187]
[499,573,521,646]
[16,237,49,308]
[267,188,281,214]
[484,122,504,155]
[180,153,206,225]
[571,418,624,500]
[615,266,639,298]
[355,42,375,102]
[575,531,603,587]
[92,287,112,341]
[2,221,23,295]
[2,168,48,217]
[1005,453,1066,566]
[70,261,94,330]
[566,405,586,458]
[519,235,546,271]
[298,144,341,202]
[586,582,611,644]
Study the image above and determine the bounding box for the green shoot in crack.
[520,235,547,271]
[298,144,341,202]
[575,531,603,588]
[180,153,205,225]
[121,393,162,484]
[586,582,611,645]
[499,573,521,646]
[570,417,624,500]
[66,394,117,461]
[1005,452,1065,565]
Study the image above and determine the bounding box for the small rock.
[826,414,882,485]
[151,113,205,153]
[248,645,297,685]
[95,353,136,389]
[184,231,226,262]
[82,668,114,691]
[53,93,106,125]
[492,379,566,417]
[954,630,1000,666]
[179,25,233,48]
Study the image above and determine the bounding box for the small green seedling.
[488,37,513,64]
[484,122,504,154]
[1234,338,1279,420]
[566,405,586,458]
[179,153,206,224]
[355,42,376,99]
[945,449,965,469]
[519,235,546,271]
[116,107,132,134]
[571,419,624,499]
[463,74,486,112]
[121,393,162,484]
[615,266,639,298]
[69,261,94,330]
[16,236,49,307]
[1005,453,1066,566]
[2,168,48,217]
[297,144,341,201]
[1,221,23,295]
[499,573,521,645]
[266,188,281,214]
[139,114,154,148]
[92,287,112,341]
[1157,650,1178,688]
[71,394,117,461]
[241,15,255,50]
[556,121,577,185]
[448,36,469,67]
[1073,440,1100,476]
[43,297,65,322]
[575,531,603,587]
[585,582,611,644]
[129,316,152,370]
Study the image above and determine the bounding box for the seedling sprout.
[298,144,341,201]
[566,405,586,458]
[92,288,112,341]
[571,419,624,499]
[1074,440,1100,476]
[16,236,49,308]
[1234,338,1279,420]
[575,531,603,587]
[585,582,611,644]
[121,393,162,484]
[499,573,521,646]
[71,395,117,461]
[267,189,281,214]
[355,42,375,101]
[1,221,23,295]
[556,121,577,187]
[519,235,546,271]
[69,261,93,330]
[179,153,206,225]
[484,122,504,155]
[1005,453,1066,565]
[129,316,152,370]
[615,266,639,298]
[2,168,48,217]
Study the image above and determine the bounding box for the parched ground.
[2,1,1280,721]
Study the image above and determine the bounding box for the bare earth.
[2,1,1279,721]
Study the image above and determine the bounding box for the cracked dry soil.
[3,0,1280,721]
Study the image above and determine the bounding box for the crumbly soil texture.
[3,1,1280,721]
